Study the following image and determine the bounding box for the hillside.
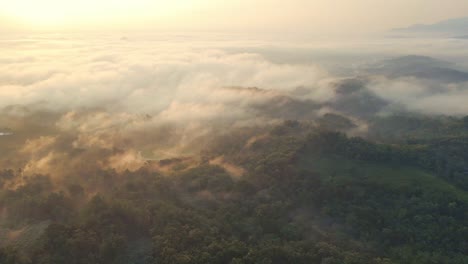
[1,118,467,264]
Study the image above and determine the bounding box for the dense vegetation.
[1,115,468,263]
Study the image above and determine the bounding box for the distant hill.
[391,16,468,37]
[366,55,468,82]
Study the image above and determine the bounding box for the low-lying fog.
[1,32,468,178]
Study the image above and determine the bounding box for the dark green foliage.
[1,121,468,263]
[0,247,28,264]
[0,176,74,226]
[302,131,468,190]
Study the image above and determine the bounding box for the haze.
[1,1,468,263]
[2,0,468,35]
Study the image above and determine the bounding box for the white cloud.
[369,76,468,115]
[0,34,331,117]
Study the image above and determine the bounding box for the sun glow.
[0,0,194,29]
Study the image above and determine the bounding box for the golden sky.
[1,0,468,35]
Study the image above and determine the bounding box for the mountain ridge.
[391,16,468,37]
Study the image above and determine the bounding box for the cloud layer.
[1,33,468,180]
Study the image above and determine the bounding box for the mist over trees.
[1,33,468,264]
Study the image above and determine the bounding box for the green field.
[298,153,468,202]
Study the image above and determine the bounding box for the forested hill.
[1,116,468,264]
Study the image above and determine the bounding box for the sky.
[1,0,468,35]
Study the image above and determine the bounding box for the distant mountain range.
[391,16,468,38]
